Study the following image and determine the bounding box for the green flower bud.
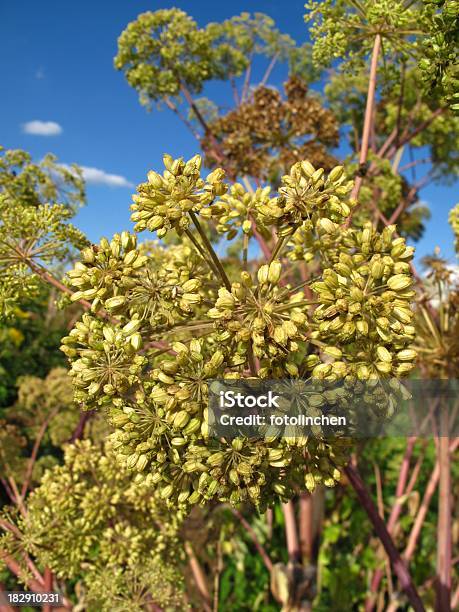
[387,275,412,291]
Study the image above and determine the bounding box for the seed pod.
[268,260,282,284]
[257,264,269,285]
[376,346,392,363]
[268,448,284,462]
[130,333,142,351]
[329,165,344,183]
[127,453,139,469]
[323,346,342,359]
[393,307,412,324]
[371,260,384,280]
[387,275,412,291]
[105,296,127,310]
[136,454,149,471]
[182,418,200,436]
[229,469,240,485]
[207,452,225,467]
[182,278,200,292]
[236,462,252,476]
[160,484,174,499]
[356,320,369,335]
[375,361,392,373]
[103,327,116,343]
[319,218,336,234]
[173,410,190,429]
[147,170,163,188]
[397,349,417,362]
[312,363,332,378]
[122,319,141,336]
[301,160,315,177]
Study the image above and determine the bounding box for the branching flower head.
[131,154,226,236]
[258,161,353,233]
[62,154,417,509]
[207,261,308,362]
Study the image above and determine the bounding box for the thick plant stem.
[28,259,91,309]
[352,33,381,200]
[260,52,280,87]
[0,582,18,612]
[69,410,94,443]
[344,463,425,612]
[282,500,301,563]
[436,409,451,612]
[189,211,231,290]
[344,33,381,227]
[269,234,288,264]
[21,407,59,498]
[43,567,53,612]
[184,542,212,612]
[184,227,222,281]
[180,83,227,168]
[0,550,71,610]
[299,493,314,562]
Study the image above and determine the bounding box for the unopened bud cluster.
[207,261,308,363]
[131,154,226,236]
[61,154,417,509]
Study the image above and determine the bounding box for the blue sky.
[1,0,457,267]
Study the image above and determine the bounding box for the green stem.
[184,229,221,280]
[189,211,231,290]
[268,234,288,264]
[243,228,249,271]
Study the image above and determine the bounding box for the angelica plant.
[59,154,417,511]
[0,147,87,318]
[1,440,186,612]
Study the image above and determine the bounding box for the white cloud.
[22,120,62,136]
[35,67,45,80]
[80,166,133,188]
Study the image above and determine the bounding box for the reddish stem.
[349,34,382,204]
[366,437,416,609]
[436,411,451,611]
[42,567,53,612]
[229,507,273,573]
[404,439,459,562]
[344,463,425,612]
[282,500,301,563]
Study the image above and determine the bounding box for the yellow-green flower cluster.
[207,260,309,361]
[60,155,418,510]
[109,338,348,507]
[67,231,146,310]
[5,440,186,611]
[131,153,226,236]
[61,313,147,409]
[0,263,40,318]
[312,223,417,378]
[67,233,208,327]
[201,182,274,241]
[257,161,353,233]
